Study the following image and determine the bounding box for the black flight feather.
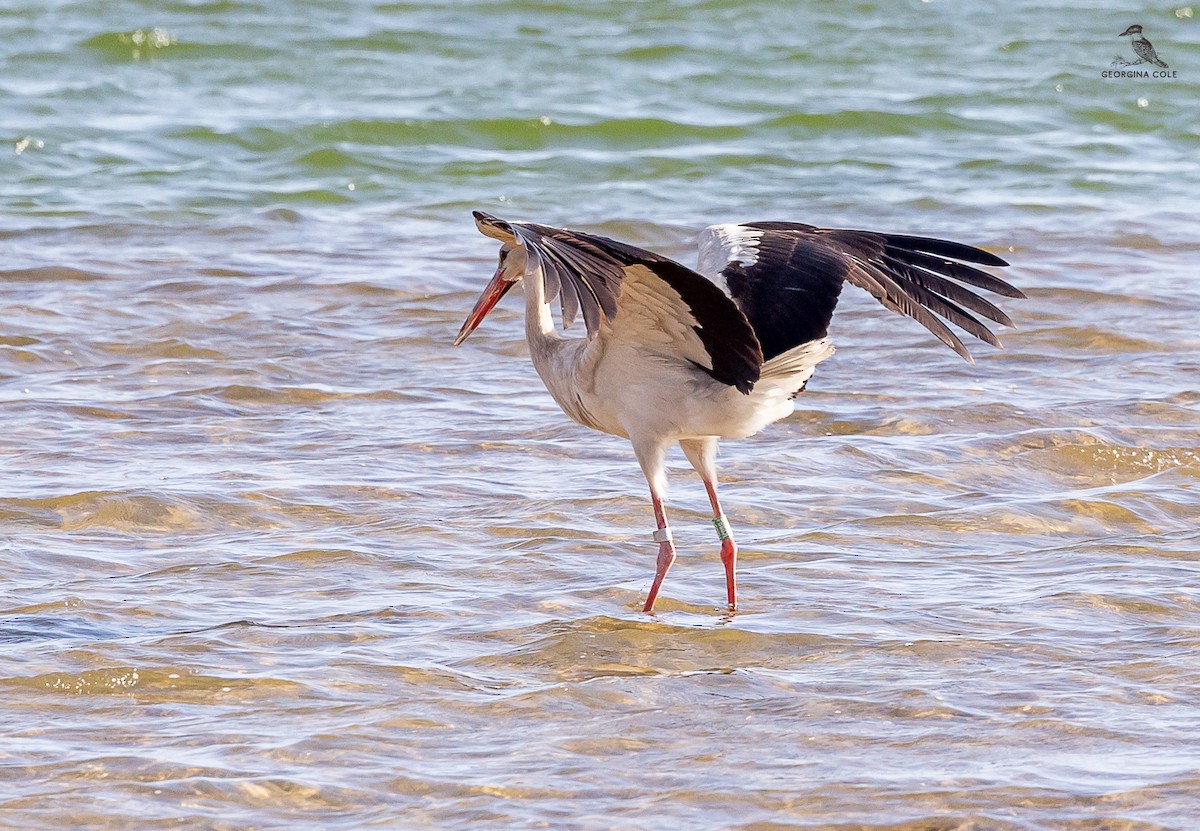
[722,222,1022,364]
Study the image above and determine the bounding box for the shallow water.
[3,1,1200,828]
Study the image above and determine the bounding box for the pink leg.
[703,479,738,610]
[642,489,676,613]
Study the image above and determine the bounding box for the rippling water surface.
[3,1,1200,828]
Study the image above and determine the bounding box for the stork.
[453,211,1023,613]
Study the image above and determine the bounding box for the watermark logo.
[1104,24,1178,78]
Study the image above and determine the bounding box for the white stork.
[453,210,1022,613]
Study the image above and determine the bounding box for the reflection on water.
[3,0,1200,827]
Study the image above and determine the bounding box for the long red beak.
[453,268,516,346]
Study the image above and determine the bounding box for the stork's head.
[1119,24,1143,37]
[453,211,528,346]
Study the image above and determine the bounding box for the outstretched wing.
[474,211,764,393]
[697,221,1023,363]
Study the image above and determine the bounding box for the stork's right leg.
[634,438,674,613]
[642,484,675,613]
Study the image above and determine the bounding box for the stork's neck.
[519,265,595,425]
[522,269,558,350]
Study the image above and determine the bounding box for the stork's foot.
[720,538,738,610]
[643,540,676,613]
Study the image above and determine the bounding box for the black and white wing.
[474,211,764,393]
[697,221,1023,364]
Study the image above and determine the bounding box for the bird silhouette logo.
[1113,24,1169,68]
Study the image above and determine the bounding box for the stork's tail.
[758,337,835,398]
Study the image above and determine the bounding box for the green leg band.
[712,513,731,542]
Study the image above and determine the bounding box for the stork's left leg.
[680,438,738,609]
